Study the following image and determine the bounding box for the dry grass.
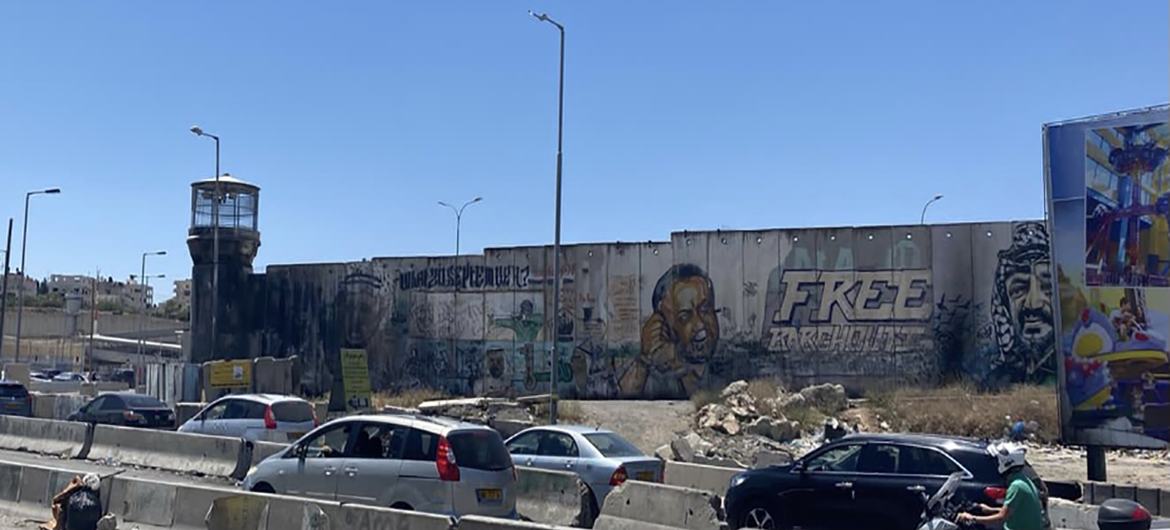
[869,384,1059,442]
[690,389,721,409]
[373,387,451,410]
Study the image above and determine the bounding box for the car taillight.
[984,486,1006,501]
[1133,505,1152,521]
[610,466,628,486]
[264,406,277,430]
[121,411,142,422]
[436,435,460,482]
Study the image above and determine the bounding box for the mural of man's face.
[1005,258,1053,350]
[660,276,719,363]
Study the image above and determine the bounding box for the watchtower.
[187,174,260,363]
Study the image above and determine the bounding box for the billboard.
[1046,104,1170,448]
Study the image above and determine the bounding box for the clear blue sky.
[1,1,1166,300]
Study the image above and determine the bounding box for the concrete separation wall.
[1084,481,1170,517]
[0,415,90,458]
[250,440,289,466]
[88,424,248,479]
[594,481,722,530]
[30,392,88,420]
[515,467,596,527]
[663,461,743,497]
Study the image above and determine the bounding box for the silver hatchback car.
[504,425,662,509]
[243,415,517,519]
[178,394,317,442]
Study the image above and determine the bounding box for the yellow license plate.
[477,489,502,503]
[636,471,654,481]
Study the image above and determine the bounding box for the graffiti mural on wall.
[988,222,1055,385]
[619,264,720,398]
[258,222,1058,400]
[764,269,933,355]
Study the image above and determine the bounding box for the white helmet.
[988,442,1027,474]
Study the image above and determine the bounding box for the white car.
[242,415,517,519]
[178,394,317,442]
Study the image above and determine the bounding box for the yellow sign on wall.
[340,348,371,411]
[209,360,252,389]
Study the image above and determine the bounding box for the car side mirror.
[296,445,307,460]
[792,461,806,474]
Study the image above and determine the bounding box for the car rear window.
[122,395,166,408]
[448,430,512,471]
[273,401,314,423]
[584,432,643,458]
[0,385,28,399]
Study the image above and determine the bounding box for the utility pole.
[0,219,12,361]
[86,268,98,374]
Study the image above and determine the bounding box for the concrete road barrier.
[105,476,179,527]
[594,481,722,530]
[250,440,289,467]
[326,503,453,530]
[175,402,205,426]
[30,392,88,420]
[663,461,743,497]
[458,515,573,530]
[0,414,91,458]
[1049,498,1099,530]
[88,424,249,479]
[515,467,595,528]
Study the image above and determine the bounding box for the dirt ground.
[568,399,1170,490]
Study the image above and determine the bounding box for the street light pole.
[138,251,166,357]
[530,10,565,425]
[14,188,61,362]
[437,197,483,258]
[920,194,944,225]
[190,127,220,362]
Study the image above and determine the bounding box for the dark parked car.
[724,433,1049,530]
[68,393,175,429]
[0,381,31,417]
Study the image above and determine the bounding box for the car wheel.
[251,482,275,494]
[739,501,784,530]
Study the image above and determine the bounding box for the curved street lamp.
[920,194,944,225]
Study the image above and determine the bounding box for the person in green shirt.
[957,443,1047,530]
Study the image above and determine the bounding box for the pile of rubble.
[666,380,855,469]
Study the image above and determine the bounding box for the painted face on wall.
[660,275,720,363]
[1004,257,1054,350]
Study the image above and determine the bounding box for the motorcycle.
[916,472,973,530]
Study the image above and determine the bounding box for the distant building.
[48,274,93,297]
[172,279,192,307]
[2,272,37,298]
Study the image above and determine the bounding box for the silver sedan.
[504,425,662,509]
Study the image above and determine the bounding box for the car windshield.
[0,385,27,398]
[584,432,643,457]
[272,401,314,422]
[121,395,166,408]
[448,430,512,471]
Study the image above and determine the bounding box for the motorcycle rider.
[956,443,1046,530]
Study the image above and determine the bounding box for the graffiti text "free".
[771,269,932,323]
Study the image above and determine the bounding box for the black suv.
[725,433,1049,530]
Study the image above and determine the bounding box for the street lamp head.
[156,250,167,256]
[44,188,61,194]
[472,197,483,203]
[933,194,944,201]
[529,10,546,21]
[438,201,452,208]
[190,126,204,136]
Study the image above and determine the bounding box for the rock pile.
[668,380,854,469]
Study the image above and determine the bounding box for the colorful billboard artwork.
[1084,123,1170,287]
[1062,287,1170,442]
[1046,104,1170,449]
